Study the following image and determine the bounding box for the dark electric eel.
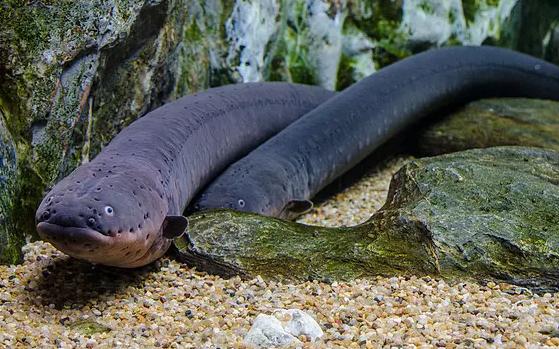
[192,46,559,218]
[35,83,335,267]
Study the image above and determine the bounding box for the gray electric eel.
[35,83,334,267]
[192,46,559,218]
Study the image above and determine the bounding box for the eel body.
[35,83,334,267]
[191,46,559,218]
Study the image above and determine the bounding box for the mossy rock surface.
[416,98,559,156]
[175,147,559,291]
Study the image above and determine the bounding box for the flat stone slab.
[416,98,559,156]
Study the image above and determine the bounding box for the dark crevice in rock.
[101,0,169,75]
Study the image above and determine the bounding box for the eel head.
[35,160,187,268]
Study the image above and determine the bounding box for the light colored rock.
[244,314,301,348]
[226,0,280,82]
[274,309,324,342]
[400,0,518,46]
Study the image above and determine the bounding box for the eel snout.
[36,221,111,255]
[35,162,170,267]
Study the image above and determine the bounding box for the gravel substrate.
[296,157,411,227]
[1,156,558,348]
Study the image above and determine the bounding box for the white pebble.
[244,314,300,348]
[274,309,324,342]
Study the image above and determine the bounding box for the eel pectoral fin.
[162,215,189,239]
[282,199,313,218]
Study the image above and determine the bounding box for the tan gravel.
[1,155,558,348]
[296,156,412,227]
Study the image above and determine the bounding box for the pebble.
[1,155,557,347]
[274,309,324,342]
[243,314,300,348]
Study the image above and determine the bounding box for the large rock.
[0,0,554,264]
[415,98,559,156]
[0,117,21,264]
[227,0,524,90]
[175,147,559,291]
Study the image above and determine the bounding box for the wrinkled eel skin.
[192,46,559,218]
[35,83,334,267]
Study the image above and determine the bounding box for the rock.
[175,146,559,291]
[68,320,112,335]
[243,314,301,348]
[414,98,559,156]
[0,116,23,264]
[243,309,322,347]
[373,146,559,291]
[497,0,559,64]
[546,22,559,64]
[274,309,324,342]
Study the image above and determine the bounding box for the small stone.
[274,309,324,342]
[244,314,301,348]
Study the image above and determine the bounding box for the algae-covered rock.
[226,0,523,90]
[0,116,22,264]
[415,98,559,156]
[175,147,559,291]
[374,146,559,290]
[0,0,230,263]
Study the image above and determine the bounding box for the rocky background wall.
[1,0,558,264]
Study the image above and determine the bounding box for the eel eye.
[237,199,245,208]
[104,206,114,216]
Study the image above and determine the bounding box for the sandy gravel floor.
[296,157,410,227]
[1,156,558,348]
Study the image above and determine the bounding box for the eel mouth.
[36,222,112,257]
[36,222,167,268]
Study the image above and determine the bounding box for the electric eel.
[35,83,335,267]
[192,46,559,218]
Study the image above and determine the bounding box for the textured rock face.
[1,0,557,264]
[224,0,525,90]
[176,147,559,291]
[375,147,559,290]
[498,0,559,65]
